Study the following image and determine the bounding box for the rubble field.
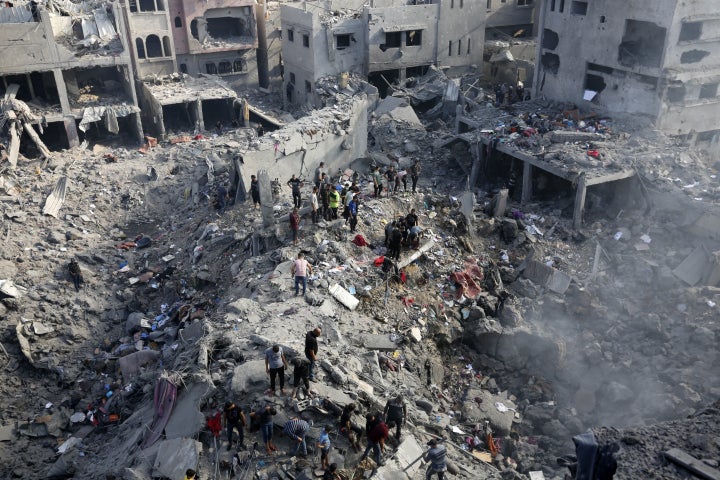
[0,69,719,480]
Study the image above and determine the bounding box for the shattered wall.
[485,0,536,38]
[435,0,486,68]
[123,0,176,77]
[238,94,368,192]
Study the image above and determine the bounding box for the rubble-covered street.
[1,48,720,480]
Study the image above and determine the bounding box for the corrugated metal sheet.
[93,8,116,40]
[0,5,32,23]
[42,176,67,218]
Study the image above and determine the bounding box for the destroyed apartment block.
[0,0,143,152]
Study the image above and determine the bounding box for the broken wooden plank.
[328,283,359,310]
[665,448,720,480]
[22,120,52,159]
[42,176,67,218]
[6,112,19,169]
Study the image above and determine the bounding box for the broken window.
[135,38,146,59]
[467,38,471,54]
[406,30,422,46]
[305,80,311,93]
[584,74,606,95]
[336,34,351,50]
[180,63,187,73]
[129,0,137,13]
[517,0,533,6]
[162,36,172,56]
[448,40,453,56]
[384,32,402,49]
[487,0,491,9]
[666,85,685,103]
[679,21,702,42]
[570,1,587,15]
[542,29,559,50]
[288,29,294,42]
[699,82,719,99]
[207,17,248,39]
[618,20,666,68]
[218,61,232,74]
[146,34,163,58]
[302,34,309,47]
[680,49,710,64]
[600,15,606,23]
[559,0,565,13]
[233,59,247,72]
[190,20,198,40]
[206,63,217,75]
[541,52,560,74]
[289,72,296,84]
[550,0,555,11]
[139,0,154,12]
[174,16,182,28]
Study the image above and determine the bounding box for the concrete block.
[231,360,267,394]
[152,438,202,480]
[165,381,215,439]
[363,334,397,351]
[523,260,571,294]
[126,312,150,334]
[310,382,354,406]
[329,283,359,310]
[461,388,516,436]
[0,424,14,442]
[409,327,422,343]
[392,436,424,477]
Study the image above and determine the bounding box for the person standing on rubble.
[311,186,320,224]
[265,344,289,396]
[289,208,300,246]
[284,417,310,457]
[406,209,419,228]
[291,252,312,296]
[360,413,389,467]
[68,258,83,291]
[348,197,358,233]
[249,405,277,454]
[385,166,397,197]
[339,403,363,452]
[388,226,403,261]
[372,166,383,197]
[321,183,331,221]
[383,395,407,440]
[317,425,333,470]
[410,160,421,193]
[287,174,303,209]
[315,162,326,189]
[224,401,246,451]
[423,439,447,480]
[290,356,312,398]
[250,175,261,209]
[328,187,340,219]
[305,327,321,381]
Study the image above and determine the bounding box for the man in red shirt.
[289,208,300,245]
[291,252,312,296]
[359,413,389,467]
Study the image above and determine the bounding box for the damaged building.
[281,0,486,105]
[534,0,720,150]
[0,0,143,151]
[485,0,537,40]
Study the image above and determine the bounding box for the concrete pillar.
[234,156,247,204]
[255,0,270,89]
[131,112,144,143]
[521,161,533,204]
[469,141,483,188]
[455,105,463,134]
[573,173,587,230]
[53,69,71,114]
[64,116,80,148]
[194,99,205,132]
[258,169,275,228]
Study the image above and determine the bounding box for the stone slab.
[165,380,215,439]
[523,260,571,294]
[673,246,711,286]
[231,360,267,395]
[394,436,424,476]
[362,334,397,351]
[310,382,354,406]
[665,448,720,480]
[0,424,14,442]
[329,283,359,310]
[152,438,203,480]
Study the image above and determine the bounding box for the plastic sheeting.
[142,376,178,449]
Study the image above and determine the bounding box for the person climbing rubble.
[385,165,397,197]
[339,403,363,452]
[287,174,303,209]
[264,344,289,396]
[249,405,277,454]
[284,417,310,457]
[383,395,407,440]
[291,252,312,296]
[317,425,333,470]
[224,401,246,451]
[290,355,312,399]
[360,412,389,467]
[372,166,383,197]
[289,208,300,246]
[423,439,447,480]
[68,258,83,291]
[304,327,321,381]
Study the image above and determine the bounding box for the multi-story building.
[0,0,143,149]
[534,0,720,149]
[485,0,537,40]
[281,0,486,105]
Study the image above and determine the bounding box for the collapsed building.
[280,0,486,106]
[0,0,143,149]
[534,0,720,150]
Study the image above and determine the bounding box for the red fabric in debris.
[587,150,600,158]
[352,234,368,247]
[207,412,222,437]
[374,256,385,267]
[450,261,484,299]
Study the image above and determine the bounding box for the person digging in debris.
[290,356,312,399]
[383,395,407,440]
[291,252,312,296]
[289,208,300,246]
[265,344,289,396]
[249,405,277,454]
[317,425,333,470]
[250,175,260,209]
[305,327,321,381]
[339,403,363,452]
[360,413,389,467]
[287,174,303,209]
[424,439,447,480]
[68,258,83,291]
[284,417,310,457]
[224,401,246,451]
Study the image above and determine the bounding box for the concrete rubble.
[0,51,718,480]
